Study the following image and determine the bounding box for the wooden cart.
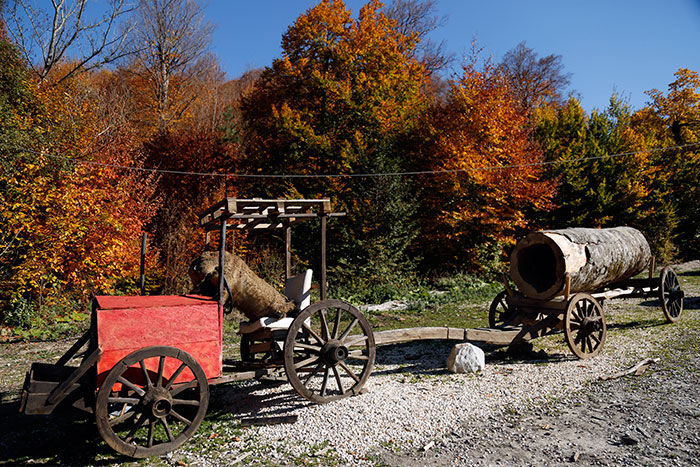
[20,198,377,458]
[486,260,685,359]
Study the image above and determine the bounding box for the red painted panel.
[95,294,215,310]
[95,296,222,382]
[97,340,222,387]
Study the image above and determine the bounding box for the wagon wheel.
[564,293,606,360]
[488,291,520,328]
[659,266,684,323]
[96,346,209,458]
[284,299,375,404]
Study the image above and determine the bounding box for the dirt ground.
[380,264,700,466]
[379,326,700,466]
[0,263,698,466]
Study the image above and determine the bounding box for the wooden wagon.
[20,198,377,458]
[486,227,685,359]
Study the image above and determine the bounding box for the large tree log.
[189,251,295,320]
[509,227,651,300]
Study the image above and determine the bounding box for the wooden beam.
[372,326,533,347]
[320,214,327,300]
[218,218,227,308]
[286,226,292,280]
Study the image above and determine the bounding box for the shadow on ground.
[0,380,310,465]
[0,398,114,466]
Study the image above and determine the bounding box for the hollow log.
[189,251,295,320]
[509,227,651,300]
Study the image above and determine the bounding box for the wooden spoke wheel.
[96,346,209,458]
[659,266,684,323]
[564,293,606,360]
[284,299,375,404]
[488,291,519,328]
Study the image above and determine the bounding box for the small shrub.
[4,296,38,328]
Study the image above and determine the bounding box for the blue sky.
[206,0,700,113]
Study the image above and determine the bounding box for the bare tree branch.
[129,0,215,129]
[499,41,572,111]
[385,0,453,74]
[3,0,135,83]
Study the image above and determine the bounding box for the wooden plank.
[56,331,91,366]
[198,199,227,224]
[465,328,527,345]
[373,327,471,345]
[321,215,327,300]
[202,212,345,231]
[47,348,102,405]
[94,295,216,310]
[508,296,568,310]
[372,323,563,347]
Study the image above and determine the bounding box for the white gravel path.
[178,335,629,466]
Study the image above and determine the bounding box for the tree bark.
[509,227,651,300]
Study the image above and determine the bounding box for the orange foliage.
[421,54,556,269]
[1,69,161,305]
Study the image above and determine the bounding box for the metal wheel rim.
[95,346,209,458]
[564,293,606,360]
[284,299,375,403]
[659,267,683,323]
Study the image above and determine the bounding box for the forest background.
[0,0,698,337]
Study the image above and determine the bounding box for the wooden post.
[501,273,514,297]
[285,225,292,280]
[140,233,147,295]
[218,219,227,308]
[649,256,655,278]
[320,214,327,301]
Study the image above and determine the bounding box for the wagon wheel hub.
[581,316,599,334]
[670,287,684,301]
[142,387,173,419]
[321,340,349,365]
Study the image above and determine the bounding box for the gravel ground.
[0,262,698,466]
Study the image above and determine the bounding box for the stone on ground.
[447,343,485,373]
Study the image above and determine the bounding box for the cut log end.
[510,233,565,299]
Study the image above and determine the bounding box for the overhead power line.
[1,142,699,179]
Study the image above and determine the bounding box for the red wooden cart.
[20,198,377,458]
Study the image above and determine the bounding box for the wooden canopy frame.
[198,198,345,304]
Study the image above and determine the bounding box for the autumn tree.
[0,32,36,302]
[499,41,571,112]
[419,53,555,273]
[534,95,676,259]
[142,129,230,293]
[130,0,215,129]
[0,34,160,326]
[638,68,700,257]
[2,0,133,83]
[238,0,427,299]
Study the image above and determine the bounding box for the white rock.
[447,342,485,373]
[359,300,409,312]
